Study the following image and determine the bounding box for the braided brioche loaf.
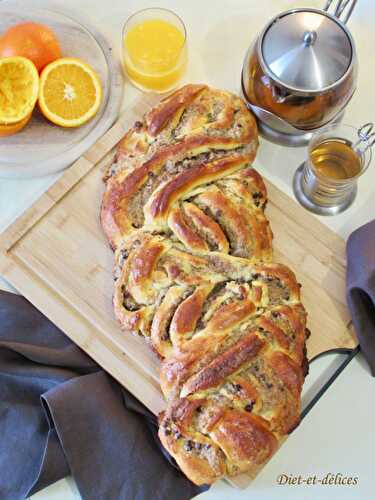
[101,84,308,485]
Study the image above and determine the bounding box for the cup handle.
[358,123,375,151]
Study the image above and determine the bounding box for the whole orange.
[0,22,61,72]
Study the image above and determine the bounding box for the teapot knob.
[303,31,317,46]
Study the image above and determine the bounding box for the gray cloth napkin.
[347,219,375,376]
[0,291,208,500]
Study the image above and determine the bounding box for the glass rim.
[308,122,373,183]
[122,7,187,49]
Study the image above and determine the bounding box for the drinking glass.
[122,8,188,93]
[293,123,374,215]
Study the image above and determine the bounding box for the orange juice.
[123,16,187,92]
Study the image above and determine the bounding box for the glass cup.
[293,123,374,215]
[122,8,188,93]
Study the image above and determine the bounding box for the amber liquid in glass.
[310,138,362,180]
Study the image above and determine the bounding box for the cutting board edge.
[0,101,141,254]
[0,251,166,415]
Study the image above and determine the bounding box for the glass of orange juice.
[122,8,187,93]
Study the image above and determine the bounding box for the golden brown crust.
[168,205,211,252]
[110,231,307,485]
[180,333,265,397]
[171,202,229,254]
[101,84,262,253]
[146,84,207,136]
[210,410,279,473]
[101,84,309,486]
[144,155,251,226]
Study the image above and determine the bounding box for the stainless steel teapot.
[241,0,358,146]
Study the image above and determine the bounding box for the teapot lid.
[260,8,354,93]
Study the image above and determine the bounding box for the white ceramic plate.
[0,3,123,178]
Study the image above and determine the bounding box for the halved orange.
[0,56,39,125]
[0,112,32,137]
[38,57,103,128]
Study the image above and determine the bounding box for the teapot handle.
[323,0,357,24]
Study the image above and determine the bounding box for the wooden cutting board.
[0,94,357,488]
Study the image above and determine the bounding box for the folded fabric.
[0,290,208,500]
[346,219,375,376]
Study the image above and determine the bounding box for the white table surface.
[0,0,374,499]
